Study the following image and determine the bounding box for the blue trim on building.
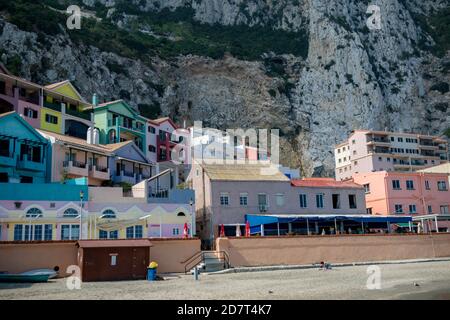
[0,182,88,201]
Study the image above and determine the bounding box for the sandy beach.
[1,260,449,300]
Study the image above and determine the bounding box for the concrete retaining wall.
[216,234,450,267]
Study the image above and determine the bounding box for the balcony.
[44,101,62,112]
[66,108,91,121]
[17,155,45,172]
[148,188,195,204]
[113,171,137,185]
[89,165,110,181]
[0,150,15,167]
[63,160,88,177]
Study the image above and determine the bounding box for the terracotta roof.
[96,99,123,108]
[291,178,363,189]
[202,163,290,182]
[77,239,153,248]
[105,140,134,151]
[37,129,113,155]
[0,111,16,118]
[148,117,178,128]
[44,80,70,89]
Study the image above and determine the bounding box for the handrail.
[184,250,231,274]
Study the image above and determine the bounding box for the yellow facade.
[50,82,83,101]
[40,107,62,133]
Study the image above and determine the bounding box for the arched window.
[26,208,43,218]
[177,212,186,217]
[102,209,116,219]
[63,208,79,218]
[108,129,116,143]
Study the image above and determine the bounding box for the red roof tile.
[291,178,362,189]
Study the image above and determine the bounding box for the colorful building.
[39,129,153,186]
[335,130,448,181]
[93,99,147,154]
[0,177,195,241]
[352,171,450,231]
[0,71,94,139]
[191,162,367,246]
[0,112,50,184]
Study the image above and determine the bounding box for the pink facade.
[353,171,450,216]
[335,130,448,181]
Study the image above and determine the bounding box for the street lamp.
[189,199,194,238]
[79,190,84,240]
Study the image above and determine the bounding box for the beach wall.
[0,238,201,276]
[216,234,450,267]
[149,238,201,273]
[0,241,78,276]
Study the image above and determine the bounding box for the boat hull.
[0,274,50,283]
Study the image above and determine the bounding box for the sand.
[1,260,449,300]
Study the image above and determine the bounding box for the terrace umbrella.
[220,224,225,237]
[236,225,241,237]
[245,221,250,237]
[183,223,189,238]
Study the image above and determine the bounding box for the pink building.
[335,130,448,181]
[353,171,450,231]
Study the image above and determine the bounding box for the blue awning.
[245,214,412,229]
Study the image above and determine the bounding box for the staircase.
[184,251,230,274]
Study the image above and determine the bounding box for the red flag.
[183,223,189,238]
[245,221,250,237]
[220,224,225,237]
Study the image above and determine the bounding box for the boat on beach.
[0,269,57,283]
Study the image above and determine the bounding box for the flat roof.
[77,239,153,248]
[202,163,289,182]
[291,178,363,189]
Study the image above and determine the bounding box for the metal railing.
[149,188,169,198]
[183,251,230,274]
[63,160,86,168]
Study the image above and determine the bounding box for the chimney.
[92,93,98,107]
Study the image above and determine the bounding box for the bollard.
[194,266,199,281]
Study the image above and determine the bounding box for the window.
[44,224,52,240]
[45,114,58,124]
[299,194,307,208]
[366,208,373,215]
[99,230,118,239]
[126,225,143,239]
[363,184,370,193]
[409,205,417,214]
[14,225,23,241]
[337,149,341,154]
[406,180,414,190]
[258,194,268,211]
[148,145,156,153]
[395,204,403,214]
[172,228,180,236]
[437,181,448,191]
[24,108,38,119]
[61,224,79,240]
[378,157,382,161]
[239,193,248,206]
[316,194,324,208]
[332,194,341,209]
[425,180,430,190]
[348,194,357,209]
[392,180,401,190]
[440,206,449,214]
[275,194,285,207]
[428,205,433,214]
[102,209,116,219]
[220,193,229,206]
[63,208,79,218]
[398,137,403,142]
[148,126,156,133]
[390,137,395,141]
[26,207,43,218]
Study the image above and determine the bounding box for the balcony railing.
[44,101,62,112]
[149,188,169,199]
[66,108,91,121]
[95,165,108,173]
[64,160,86,169]
[123,170,135,177]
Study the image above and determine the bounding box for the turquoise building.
[0,112,51,183]
[93,99,147,155]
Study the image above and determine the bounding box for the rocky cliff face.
[0,0,449,177]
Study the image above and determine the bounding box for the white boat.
[21,269,58,279]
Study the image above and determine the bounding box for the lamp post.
[189,198,194,238]
[79,190,84,240]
